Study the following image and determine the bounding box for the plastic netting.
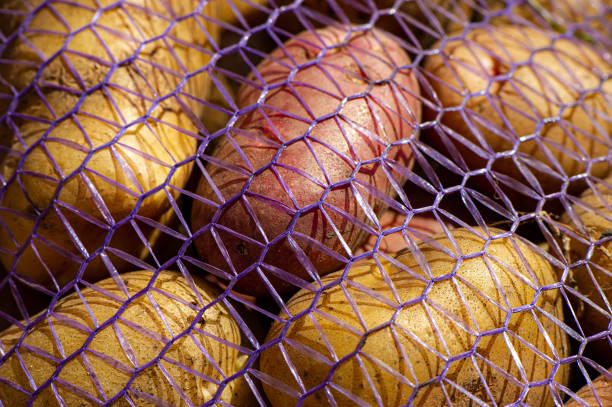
[0,0,610,405]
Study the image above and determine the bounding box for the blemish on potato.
[343,63,369,85]
[236,243,248,256]
[294,45,318,62]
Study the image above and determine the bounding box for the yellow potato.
[557,175,612,366]
[489,0,609,28]
[0,270,254,406]
[261,227,569,406]
[0,0,264,288]
[423,25,612,204]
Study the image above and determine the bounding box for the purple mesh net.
[0,0,611,405]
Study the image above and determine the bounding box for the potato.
[557,175,612,366]
[0,0,267,289]
[202,210,447,305]
[565,369,612,406]
[423,25,612,206]
[490,1,612,49]
[191,26,422,298]
[355,209,448,255]
[489,0,609,29]
[0,270,253,406]
[260,227,569,406]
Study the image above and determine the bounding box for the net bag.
[0,0,610,405]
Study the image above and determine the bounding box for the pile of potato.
[0,0,610,405]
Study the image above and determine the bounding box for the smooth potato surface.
[192,26,422,298]
[261,227,569,406]
[423,25,612,204]
[0,270,252,406]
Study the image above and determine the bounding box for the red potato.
[191,26,422,298]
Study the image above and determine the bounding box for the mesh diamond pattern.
[0,0,611,406]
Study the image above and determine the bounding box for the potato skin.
[202,210,447,310]
[489,0,609,27]
[261,227,569,406]
[0,0,266,289]
[558,176,612,366]
[0,270,252,406]
[423,25,612,205]
[355,209,448,255]
[565,370,612,406]
[191,26,421,298]
[0,0,213,287]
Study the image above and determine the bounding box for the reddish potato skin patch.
[192,27,421,298]
[205,210,446,304]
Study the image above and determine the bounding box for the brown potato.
[261,227,569,406]
[489,0,610,29]
[191,26,422,298]
[0,270,254,406]
[557,176,612,366]
[423,25,612,208]
[565,369,612,406]
[0,0,264,289]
